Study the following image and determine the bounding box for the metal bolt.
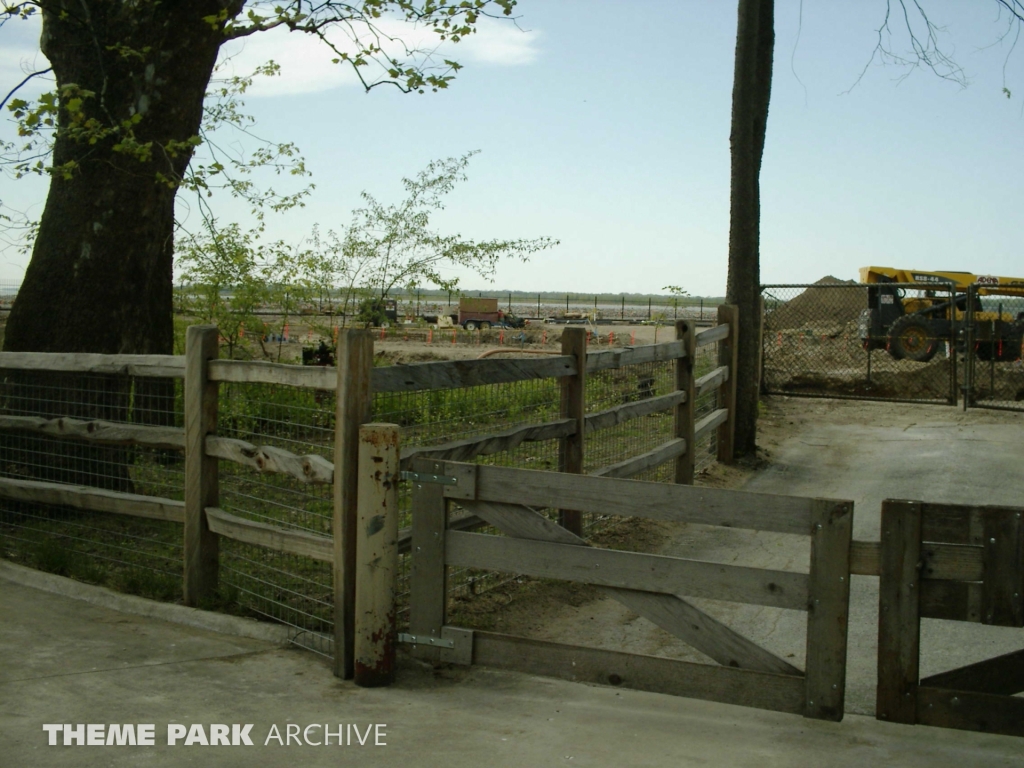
[416,546,421,552]
[990,537,996,544]
[832,684,837,690]
[809,701,814,707]
[839,576,844,582]
[909,583,914,588]
[952,697,959,706]
[816,524,822,531]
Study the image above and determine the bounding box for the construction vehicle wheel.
[464,321,478,331]
[888,316,939,363]
[480,321,491,330]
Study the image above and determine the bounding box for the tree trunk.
[726,0,774,457]
[4,0,234,357]
[1,1,236,488]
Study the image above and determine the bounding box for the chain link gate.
[761,282,957,405]
[962,284,1024,412]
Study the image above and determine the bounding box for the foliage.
[341,151,558,315]
[0,1,521,249]
[176,223,297,359]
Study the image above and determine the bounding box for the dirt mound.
[768,276,865,331]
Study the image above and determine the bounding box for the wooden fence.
[0,309,740,682]
[405,458,854,720]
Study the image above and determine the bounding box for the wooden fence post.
[674,320,696,485]
[354,423,400,688]
[183,325,220,607]
[877,499,922,725]
[804,498,853,720]
[717,304,740,464]
[333,330,373,679]
[558,327,587,535]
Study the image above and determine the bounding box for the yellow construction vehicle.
[858,266,1024,363]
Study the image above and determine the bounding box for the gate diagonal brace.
[460,498,801,678]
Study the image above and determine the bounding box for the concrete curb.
[0,559,293,646]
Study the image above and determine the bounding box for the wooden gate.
[406,458,854,720]
[877,500,1024,736]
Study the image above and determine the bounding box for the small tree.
[176,223,277,359]
[341,152,557,319]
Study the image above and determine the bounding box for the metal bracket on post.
[400,471,458,486]
[397,626,474,666]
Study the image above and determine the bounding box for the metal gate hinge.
[400,471,458,486]
[397,632,454,649]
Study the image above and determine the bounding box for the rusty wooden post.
[558,328,586,535]
[354,423,400,687]
[333,330,373,679]
[183,325,220,606]
[717,304,740,464]
[877,499,922,725]
[674,320,696,485]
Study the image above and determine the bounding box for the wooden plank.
[694,365,729,399]
[980,507,1023,627]
[0,351,184,378]
[445,530,809,610]
[921,543,984,582]
[920,580,983,622]
[850,540,984,581]
[674,320,697,485]
[207,358,334,389]
[558,328,586,536]
[850,540,879,576]
[463,499,802,676]
[204,507,332,561]
[372,354,576,393]
[400,418,576,468]
[876,499,922,725]
[205,436,334,484]
[0,476,184,523]
[695,323,730,348]
[584,391,686,434]
[0,414,185,450]
[333,330,373,679]
[590,438,687,480]
[916,686,1024,737]
[585,339,688,373]
[716,305,739,464]
[804,499,853,721]
[462,463,815,535]
[920,648,1024,696]
[472,631,806,715]
[354,424,400,688]
[408,458,448,664]
[693,408,729,444]
[920,503,980,545]
[183,326,220,607]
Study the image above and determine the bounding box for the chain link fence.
[964,286,1024,411]
[762,282,956,404]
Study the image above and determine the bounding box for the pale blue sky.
[1,1,1022,296]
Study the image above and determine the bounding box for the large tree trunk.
[726,0,774,457]
[5,0,234,356]
[1,1,236,488]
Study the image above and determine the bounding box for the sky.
[1,1,1023,297]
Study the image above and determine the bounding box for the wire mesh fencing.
[215,382,336,656]
[762,283,956,404]
[0,370,187,601]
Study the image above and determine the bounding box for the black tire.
[464,321,478,331]
[888,316,939,363]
